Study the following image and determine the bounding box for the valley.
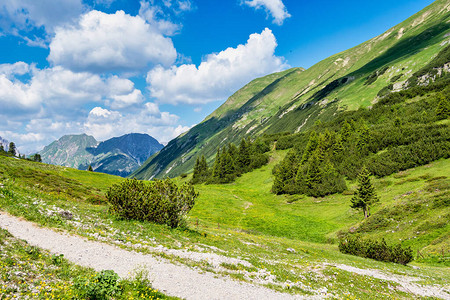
[0,149,448,298]
[0,0,449,299]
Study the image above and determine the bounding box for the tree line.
[191,137,270,184]
[0,141,42,162]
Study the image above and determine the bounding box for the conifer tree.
[199,155,208,177]
[333,134,344,155]
[192,157,202,184]
[192,155,209,184]
[227,143,238,163]
[237,138,251,171]
[351,167,379,219]
[33,154,42,162]
[88,165,93,172]
[273,152,298,194]
[300,131,318,163]
[221,151,236,181]
[340,120,352,142]
[304,152,322,188]
[8,142,16,156]
[0,145,4,153]
[212,148,224,181]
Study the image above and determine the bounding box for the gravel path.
[0,212,318,300]
[328,263,450,299]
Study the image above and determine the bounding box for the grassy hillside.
[0,154,448,298]
[134,0,450,180]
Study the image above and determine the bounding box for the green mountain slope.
[134,0,450,179]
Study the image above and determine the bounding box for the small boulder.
[286,248,296,253]
[59,210,73,220]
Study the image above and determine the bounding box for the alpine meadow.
[0,0,449,299]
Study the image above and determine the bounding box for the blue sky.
[0,0,434,153]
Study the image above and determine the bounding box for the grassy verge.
[0,228,173,299]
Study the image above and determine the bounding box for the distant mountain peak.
[40,133,163,177]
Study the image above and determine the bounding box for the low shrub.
[106,178,198,228]
[74,270,121,300]
[338,235,413,265]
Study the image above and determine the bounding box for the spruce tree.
[33,154,42,162]
[351,167,379,219]
[0,145,4,153]
[221,151,236,182]
[192,157,202,184]
[304,152,322,188]
[8,142,16,156]
[300,131,318,163]
[237,138,250,172]
[88,165,93,172]
[212,148,224,181]
[192,155,209,184]
[227,143,238,162]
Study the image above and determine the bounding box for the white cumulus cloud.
[48,10,177,73]
[0,0,84,33]
[0,64,145,117]
[84,105,187,143]
[147,28,288,105]
[242,0,291,25]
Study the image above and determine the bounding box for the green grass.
[188,150,359,243]
[0,154,448,298]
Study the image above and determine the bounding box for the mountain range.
[132,0,450,180]
[0,136,9,151]
[39,133,163,177]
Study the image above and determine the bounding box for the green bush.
[106,178,198,228]
[339,235,413,265]
[74,270,121,300]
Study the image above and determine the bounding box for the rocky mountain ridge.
[40,133,163,177]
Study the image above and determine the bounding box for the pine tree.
[212,148,224,181]
[8,142,16,156]
[221,151,236,182]
[237,138,251,172]
[88,165,93,172]
[304,152,322,188]
[351,167,379,219]
[0,144,4,153]
[192,157,202,184]
[300,131,318,163]
[192,155,209,184]
[33,154,42,162]
[333,134,344,155]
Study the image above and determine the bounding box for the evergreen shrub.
[106,178,198,228]
[338,235,413,265]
